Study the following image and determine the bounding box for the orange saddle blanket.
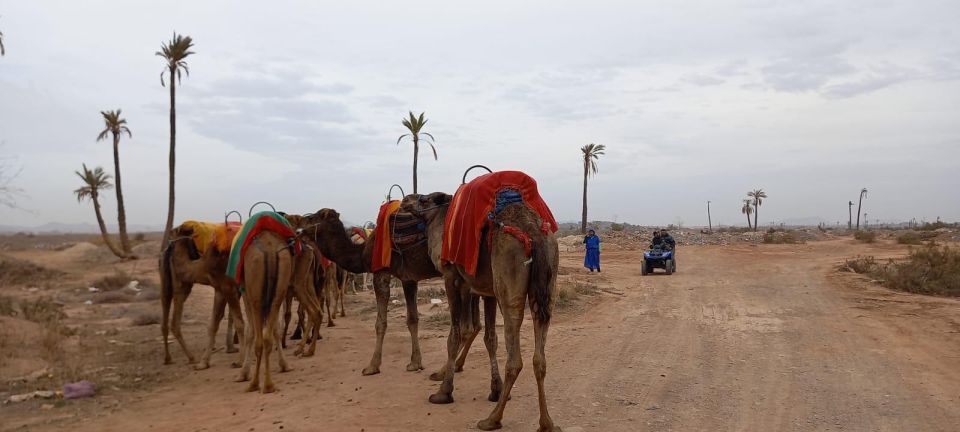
[441,171,558,276]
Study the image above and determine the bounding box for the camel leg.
[402,281,424,372]
[236,298,256,382]
[325,277,337,327]
[227,295,245,368]
[483,296,504,402]
[478,295,525,431]
[247,308,263,392]
[430,292,481,381]
[275,318,291,373]
[532,314,559,432]
[281,293,292,349]
[171,284,196,364]
[428,277,464,404]
[338,275,346,317]
[362,272,391,376]
[456,294,482,373]
[161,277,176,365]
[225,306,238,354]
[196,290,227,370]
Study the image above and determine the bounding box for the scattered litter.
[63,380,96,399]
[430,298,443,305]
[84,300,93,305]
[391,299,401,305]
[27,287,40,292]
[4,390,58,404]
[126,280,140,291]
[41,403,55,410]
[88,287,100,292]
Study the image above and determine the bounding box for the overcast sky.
[1,0,958,230]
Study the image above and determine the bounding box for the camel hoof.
[163,359,173,365]
[280,365,293,373]
[262,384,276,394]
[230,361,242,369]
[226,347,239,354]
[487,391,500,402]
[428,393,454,405]
[361,366,380,376]
[300,351,315,358]
[327,322,336,327]
[186,357,198,365]
[246,382,259,392]
[537,426,562,432]
[193,362,211,371]
[340,313,345,317]
[406,362,424,372]
[477,419,502,430]
[429,371,445,381]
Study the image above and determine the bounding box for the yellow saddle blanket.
[181,220,241,255]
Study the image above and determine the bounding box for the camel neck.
[312,223,368,274]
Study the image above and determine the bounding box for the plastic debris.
[63,380,96,399]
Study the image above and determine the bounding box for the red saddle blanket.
[370,201,401,272]
[441,171,558,276]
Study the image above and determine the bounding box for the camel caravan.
[159,167,562,432]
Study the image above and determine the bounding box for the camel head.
[400,192,452,222]
[170,224,201,260]
[300,208,348,236]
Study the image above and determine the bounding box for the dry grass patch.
[0,254,64,286]
[131,312,160,326]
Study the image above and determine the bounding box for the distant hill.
[0,222,162,234]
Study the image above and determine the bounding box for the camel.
[403,191,561,432]
[296,206,485,376]
[233,227,323,393]
[160,223,244,370]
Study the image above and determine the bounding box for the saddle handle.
[224,210,243,226]
[462,165,493,184]
[248,201,277,217]
[387,184,405,201]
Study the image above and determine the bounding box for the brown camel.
[233,228,323,392]
[160,223,244,370]
[403,192,562,432]
[297,206,484,376]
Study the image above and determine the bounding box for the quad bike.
[641,245,676,275]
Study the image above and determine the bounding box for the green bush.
[610,223,624,232]
[842,246,960,297]
[897,232,922,245]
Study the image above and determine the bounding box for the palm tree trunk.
[753,202,759,232]
[162,66,176,247]
[92,193,125,258]
[856,195,863,230]
[112,133,131,255]
[581,159,588,234]
[745,212,752,229]
[848,203,852,229]
[707,202,712,232]
[412,136,419,194]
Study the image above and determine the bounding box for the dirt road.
[11,239,960,431]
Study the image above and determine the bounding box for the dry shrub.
[897,232,923,245]
[555,280,597,308]
[0,295,15,316]
[763,232,798,244]
[417,286,446,301]
[854,230,877,243]
[90,270,134,291]
[0,254,63,286]
[843,246,960,296]
[843,256,880,275]
[132,312,160,326]
[718,226,753,233]
[426,310,450,324]
[137,285,162,302]
[885,245,960,296]
[20,297,66,323]
[93,291,134,304]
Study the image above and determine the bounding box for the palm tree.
[74,164,125,258]
[396,111,436,194]
[580,143,606,234]
[848,201,854,229]
[0,22,5,56]
[747,189,767,231]
[96,109,133,255]
[156,33,195,246]
[741,199,753,229]
[855,188,867,230]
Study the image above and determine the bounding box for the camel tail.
[528,234,553,323]
[261,248,275,320]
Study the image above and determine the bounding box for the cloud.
[760,55,856,92]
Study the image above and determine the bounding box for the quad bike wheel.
[664,259,673,275]
[641,260,648,275]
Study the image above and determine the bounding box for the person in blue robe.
[583,229,601,272]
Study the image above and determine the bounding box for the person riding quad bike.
[659,229,676,250]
